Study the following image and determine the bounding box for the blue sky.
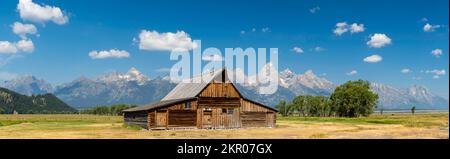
[0,0,449,98]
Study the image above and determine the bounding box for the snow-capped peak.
[407,85,434,103]
[283,70,334,91]
[280,69,295,80]
[125,67,149,83]
[304,70,315,76]
[127,67,141,77]
[94,67,149,85]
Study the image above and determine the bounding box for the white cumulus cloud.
[334,22,348,36]
[423,23,441,32]
[363,54,382,63]
[89,49,130,59]
[367,33,392,48]
[17,0,69,25]
[137,30,197,52]
[0,39,34,54]
[292,47,304,53]
[11,22,38,39]
[350,23,365,33]
[334,22,365,36]
[16,39,34,52]
[431,49,443,57]
[0,41,18,54]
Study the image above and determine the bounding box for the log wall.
[124,111,148,129]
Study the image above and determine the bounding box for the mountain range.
[1,67,448,110]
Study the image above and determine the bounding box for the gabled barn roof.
[161,68,228,101]
[123,68,278,112]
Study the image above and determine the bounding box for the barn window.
[185,101,191,109]
[227,108,234,114]
[222,108,234,114]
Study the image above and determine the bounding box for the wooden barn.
[123,68,278,130]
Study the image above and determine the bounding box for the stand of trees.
[276,80,379,118]
[80,104,137,116]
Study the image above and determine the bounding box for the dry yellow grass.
[0,113,448,139]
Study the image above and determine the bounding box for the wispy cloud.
[0,71,18,81]
[401,68,412,74]
[346,70,357,76]
[420,17,429,22]
[309,6,320,13]
[313,46,325,52]
[425,69,446,79]
[0,55,24,68]
[89,49,130,59]
[240,27,271,35]
[261,27,270,33]
[292,47,304,53]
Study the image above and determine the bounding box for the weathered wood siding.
[148,111,156,128]
[209,107,240,129]
[199,83,240,98]
[198,97,240,108]
[168,110,197,127]
[241,99,273,112]
[156,111,167,127]
[266,112,276,128]
[166,100,198,110]
[240,99,276,128]
[241,112,267,127]
[124,111,148,129]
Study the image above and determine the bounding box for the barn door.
[156,111,167,127]
[202,111,212,129]
[266,112,275,128]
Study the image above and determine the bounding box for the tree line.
[80,104,137,116]
[276,80,379,118]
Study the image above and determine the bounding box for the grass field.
[0,113,448,139]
